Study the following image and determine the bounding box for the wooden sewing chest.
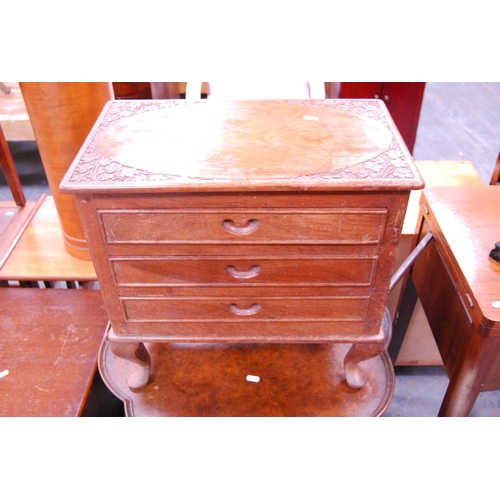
[60,99,423,408]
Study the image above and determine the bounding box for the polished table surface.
[0,288,108,416]
[412,185,500,416]
[388,160,485,366]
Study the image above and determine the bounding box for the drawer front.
[110,257,377,286]
[99,209,386,244]
[120,296,369,322]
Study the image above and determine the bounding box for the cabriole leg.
[110,341,151,390]
[344,342,384,389]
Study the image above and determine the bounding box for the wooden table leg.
[438,331,500,417]
[109,339,151,390]
[344,308,392,389]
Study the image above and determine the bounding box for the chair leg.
[0,125,26,206]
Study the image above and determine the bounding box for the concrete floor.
[1,82,500,416]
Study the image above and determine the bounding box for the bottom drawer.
[120,296,369,322]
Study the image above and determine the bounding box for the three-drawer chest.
[60,98,423,412]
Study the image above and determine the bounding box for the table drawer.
[120,296,370,322]
[110,256,377,286]
[99,209,387,244]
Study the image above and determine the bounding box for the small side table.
[411,186,500,416]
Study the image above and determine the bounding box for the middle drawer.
[109,256,377,287]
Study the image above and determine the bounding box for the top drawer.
[99,209,387,245]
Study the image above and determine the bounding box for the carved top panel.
[60,99,424,193]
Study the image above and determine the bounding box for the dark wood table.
[411,186,500,416]
[0,288,109,416]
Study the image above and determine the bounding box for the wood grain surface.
[100,335,394,417]
[0,288,108,416]
[59,98,419,402]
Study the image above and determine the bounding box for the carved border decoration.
[68,99,416,184]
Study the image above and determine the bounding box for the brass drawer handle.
[222,218,260,235]
[226,264,262,279]
[228,303,262,316]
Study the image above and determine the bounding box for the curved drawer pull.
[228,303,262,316]
[222,218,260,235]
[225,264,262,279]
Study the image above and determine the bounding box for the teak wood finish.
[411,186,500,416]
[60,99,423,415]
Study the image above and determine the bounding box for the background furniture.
[411,186,500,416]
[61,98,423,416]
[387,160,485,366]
[111,82,424,153]
[0,123,42,270]
[327,82,426,153]
[19,82,114,260]
[185,81,327,100]
[0,288,110,416]
[0,82,35,141]
[0,195,97,286]
[113,82,181,100]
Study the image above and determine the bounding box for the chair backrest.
[0,124,25,206]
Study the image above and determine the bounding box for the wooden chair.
[0,124,40,271]
[0,123,26,207]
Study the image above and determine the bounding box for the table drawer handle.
[226,264,262,279]
[228,303,262,316]
[222,218,260,235]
